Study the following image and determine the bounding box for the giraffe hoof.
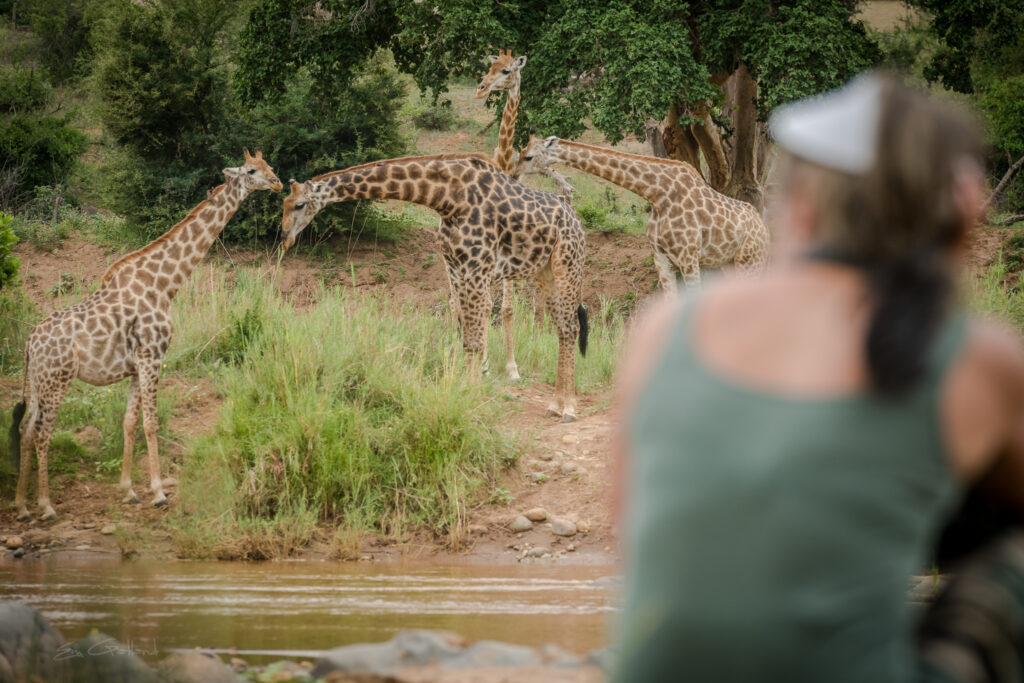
[16,511,31,522]
[560,413,578,424]
[545,408,561,419]
[152,496,168,508]
[123,493,140,505]
[41,508,57,522]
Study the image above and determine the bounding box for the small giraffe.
[281,153,588,421]
[517,135,769,290]
[474,48,529,380]
[9,149,282,520]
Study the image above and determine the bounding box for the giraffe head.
[223,148,284,193]
[281,179,330,250]
[475,49,527,99]
[516,132,561,176]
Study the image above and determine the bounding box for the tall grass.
[969,254,1024,329]
[171,270,523,557]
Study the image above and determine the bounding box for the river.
[0,555,617,663]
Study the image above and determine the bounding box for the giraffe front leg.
[677,249,702,289]
[501,279,520,380]
[138,361,167,507]
[459,287,490,381]
[32,395,65,521]
[445,264,463,331]
[15,400,38,521]
[119,376,141,504]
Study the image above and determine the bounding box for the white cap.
[769,74,884,175]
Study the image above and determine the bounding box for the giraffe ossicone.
[281,153,588,421]
[9,150,282,521]
[517,134,769,290]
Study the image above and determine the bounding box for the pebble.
[101,525,116,535]
[12,548,24,559]
[566,543,576,552]
[5,536,23,550]
[537,452,556,461]
[509,516,533,533]
[575,519,591,533]
[82,522,96,530]
[525,547,551,559]
[551,518,577,537]
[524,507,548,522]
[74,544,90,551]
[559,462,578,475]
[230,657,248,671]
[467,524,488,535]
[531,472,547,483]
[560,434,578,445]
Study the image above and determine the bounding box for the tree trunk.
[689,104,731,191]
[645,118,669,158]
[723,63,764,212]
[660,103,703,171]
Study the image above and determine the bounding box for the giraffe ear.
[543,136,557,148]
[512,55,527,69]
[486,54,499,64]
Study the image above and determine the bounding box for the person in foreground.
[612,74,1024,683]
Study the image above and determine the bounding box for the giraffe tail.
[577,304,588,357]
[8,400,25,471]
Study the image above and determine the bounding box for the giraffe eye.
[294,202,306,210]
[247,169,256,175]
[501,68,510,74]
[524,155,534,161]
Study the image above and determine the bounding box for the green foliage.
[24,0,95,82]
[410,99,460,131]
[0,288,35,373]
[0,67,88,209]
[171,270,521,551]
[573,186,645,235]
[0,211,18,288]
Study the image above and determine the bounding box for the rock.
[5,536,23,550]
[74,425,103,451]
[559,462,578,475]
[68,632,159,682]
[575,519,591,534]
[444,641,543,669]
[13,548,24,559]
[158,650,243,683]
[509,516,533,533]
[586,647,616,673]
[539,643,584,668]
[467,524,488,535]
[23,530,51,546]
[75,544,91,551]
[531,472,548,483]
[525,547,551,558]
[537,452,556,461]
[229,657,247,671]
[101,525,116,535]
[82,522,96,530]
[560,434,578,445]
[0,601,69,681]
[566,543,576,552]
[551,518,577,537]
[312,630,465,678]
[524,508,548,522]
[162,477,178,489]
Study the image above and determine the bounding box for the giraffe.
[8,149,283,521]
[517,135,769,290]
[280,153,588,421]
[474,48,530,381]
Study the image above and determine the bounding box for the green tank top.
[614,299,966,683]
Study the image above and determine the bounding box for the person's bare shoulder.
[965,317,1024,398]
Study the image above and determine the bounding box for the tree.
[237,1,879,210]
[907,0,1024,212]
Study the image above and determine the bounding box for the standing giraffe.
[281,154,588,421]
[8,150,283,520]
[517,135,769,290]
[474,48,529,381]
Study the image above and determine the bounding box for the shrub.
[0,211,18,288]
[410,100,459,131]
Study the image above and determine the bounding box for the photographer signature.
[54,637,158,661]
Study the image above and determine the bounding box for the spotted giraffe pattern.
[12,150,282,521]
[281,153,588,421]
[475,49,528,380]
[518,135,769,290]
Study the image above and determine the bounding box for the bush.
[410,100,459,131]
[0,68,87,210]
[0,287,35,373]
[0,211,18,288]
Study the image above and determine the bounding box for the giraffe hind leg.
[138,360,167,507]
[14,398,39,521]
[501,279,520,380]
[119,375,141,504]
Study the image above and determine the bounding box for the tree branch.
[984,153,1024,213]
[1004,214,1024,227]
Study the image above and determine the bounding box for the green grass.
[970,253,1024,329]
[169,270,527,557]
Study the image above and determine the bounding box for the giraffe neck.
[101,179,248,300]
[494,75,521,175]
[318,156,494,218]
[555,141,690,204]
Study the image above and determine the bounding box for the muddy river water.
[0,555,617,663]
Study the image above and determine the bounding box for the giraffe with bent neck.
[281,154,588,421]
[10,149,282,520]
[518,135,769,290]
